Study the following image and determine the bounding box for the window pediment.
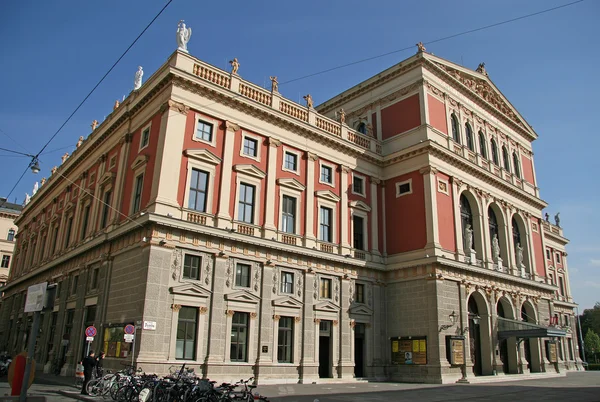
[131,154,149,170]
[225,290,261,304]
[99,171,116,186]
[349,304,373,316]
[315,190,340,203]
[314,300,340,313]
[184,149,222,165]
[277,178,306,192]
[349,200,371,212]
[170,283,212,298]
[272,296,303,309]
[234,164,266,179]
[64,202,75,212]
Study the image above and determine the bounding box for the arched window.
[491,139,499,165]
[460,194,474,251]
[465,123,474,151]
[502,146,511,172]
[512,152,521,178]
[357,122,367,135]
[451,114,460,143]
[7,229,15,242]
[478,131,487,159]
[512,217,522,263]
[488,207,499,252]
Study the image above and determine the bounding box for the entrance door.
[318,320,332,378]
[468,296,482,376]
[354,323,365,377]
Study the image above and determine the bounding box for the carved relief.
[250,312,257,319]
[333,320,338,326]
[172,304,182,312]
[171,249,182,280]
[272,270,278,294]
[226,310,234,317]
[333,277,340,303]
[297,274,303,298]
[199,306,208,315]
[226,258,233,287]
[367,283,372,307]
[204,258,212,286]
[313,275,318,300]
[349,279,355,304]
[253,263,261,292]
[273,314,280,321]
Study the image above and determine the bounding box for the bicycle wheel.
[86,379,100,396]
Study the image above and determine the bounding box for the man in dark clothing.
[81,350,96,395]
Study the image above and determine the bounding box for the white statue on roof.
[134,66,143,90]
[32,182,38,196]
[176,20,192,52]
[24,193,30,205]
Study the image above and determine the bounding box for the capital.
[161,100,189,115]
[268,137,281,148]
[306,152,319,162]
[419,166,438,175]
[224,121,240,132]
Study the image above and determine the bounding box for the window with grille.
[319,207,332,242]
[320,165,333,184]
[355,284,365,303]
[284,152,297,171]
[353,215,364,250]
[243,137,258,157]
[132,174,144,213]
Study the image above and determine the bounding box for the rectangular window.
[353,176,364,194]
[353,215,364,250]
[0,255,10,268]
[81,205,90,240]
[284,152,297,171]
[140,127,150,149]
[195,120,213,142]
[39,233,46,261]
[546,249,551,260]
[282,195,296,234]
[319,206,333,242]
[183,254,201,280]
[355,284,365,303]
[243,137,258,157]
[559,277,565,296]
[101,190,112,229]
[396,181,411,196]
[64,309,74,339]
[132,174,144,213]
[277,317,294,363]
[90,268,99,290]
[104,325,132,358]
[556,253,561,264]
[176,306,198,360]
[51,226,60,254]
[230,312,249,362]
[238,183,255,224]
[320,165,333,184]
[188,169,209,212]
[280,271,294,294]
[235,263,251,288]
[64,217,73,247]
[320,278,331,299]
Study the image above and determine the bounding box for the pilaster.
[421,166,441,253]
[303,153,318,248]
[450,177,465,261]
[263,138,281,238]
[340,166,351,253]
[369,177,381,258]
[217,122,239,228]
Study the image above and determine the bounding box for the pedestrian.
[81,350,96,395]
[95,351,105,378]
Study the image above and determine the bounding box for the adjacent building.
[0,44,583,384]
[0,198,21,287]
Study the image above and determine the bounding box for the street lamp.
[457,313,481,383]
[29,157,40,174]
[439,311,459,332]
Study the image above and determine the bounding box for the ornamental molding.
[184,149,222,165]
[348,200,371,212]
[277,178,306,192]
[233,164,267,179]
[272,296,303,309]
[225,290,261,304]
[315,190,341,203]
[313,300,341,313]
[170,282,212,298]
[161,99,190,115]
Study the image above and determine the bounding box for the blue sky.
[0,0,598,309]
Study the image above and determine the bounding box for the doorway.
[354,323,365,377]
[468,296,482,376]
[318,320,332,378]
[497,302,509,374]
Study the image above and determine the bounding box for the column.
[112,132,132,226]
[340,166,351,254]
[369,178,381,258]
[263,139,281,238]
[450,177,465,261]
[304,153,318,248]
[204,255,229,367]
[381,184,387,256]
[419,85,429,126]
[505,207,517,275]
[524,225,535,279]
[490,291,503,375]
[300,270,318,383]
[256,263,274,367]
[375,106,382,141]
[150,100,189,215]
[562,253,573,300]
[216,122,239,229]
[420,167,441,253]
[338,278,353,379]
[480,196,493,270]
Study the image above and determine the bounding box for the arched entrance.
[521,301,542,373]
[467,292,492,376]
[496,297,518,374]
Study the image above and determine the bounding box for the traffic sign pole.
[19,310,41,402]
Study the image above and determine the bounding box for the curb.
[56,390,99,401]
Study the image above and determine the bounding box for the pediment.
[272,296,303,309]
[314,300,340,313]
[131,154,149,170]
[349,200,371,212]
[277,178,306,192]
[98,171,116,186]
[315,190,340,203]
[428,57,536,139]
[234,164,266,179]
[170,283,212,298]
[184,149,222,165]
[349,304,374,316]
[225,290,261,304]
[64,201,75,212]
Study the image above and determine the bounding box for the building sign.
[548,342,558,363]
[391,337,427,365]
[143,321,157,331]
[24,282,47,313]
[446,336,465,365]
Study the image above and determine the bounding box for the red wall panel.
[521,155,535,185]
[381,94,421,140]
[428,94,448,135]
[436,172,455,252]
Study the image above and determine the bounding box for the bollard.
[11,354,26,396]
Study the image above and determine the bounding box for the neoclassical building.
[0,42,582,384]
[0,198,21,287]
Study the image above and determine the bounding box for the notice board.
[391,336,427,365]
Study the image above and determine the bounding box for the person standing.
[81,350,96,395]
[95,351,105,378]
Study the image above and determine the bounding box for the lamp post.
[457,313,480,383]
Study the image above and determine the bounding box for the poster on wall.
[390,337,427,365]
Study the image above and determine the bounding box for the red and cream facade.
[0,48,582,384]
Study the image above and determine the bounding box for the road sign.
[85,326,97,337]
[86,336,94,342]
[143,321,157,331]
[24,283,48,313]
[124,334,134,343]
[124,324,135,335]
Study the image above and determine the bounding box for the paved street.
[3,372,599,401]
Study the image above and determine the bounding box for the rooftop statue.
[61,152,69,163]
[229,58,240,75]
[303,94,313,109]
[270,76,279,93]
[545,212,549,222]
[337,108,346,124]
[77,136,84,148]
[91,120,98,131]
[32,182,38,196]
[416,42,426,53]
[134,66,144,90]
[554,212,561,228]
[176,20,192,52]
[113,100,120,110]
[24,193,30,206]
[476,62,488,76]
